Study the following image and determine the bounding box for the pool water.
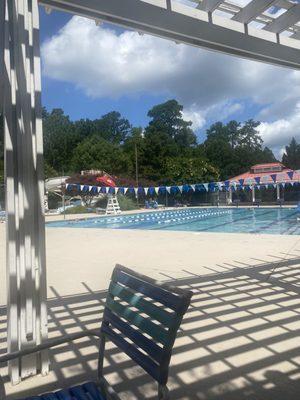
[48,207,300,235]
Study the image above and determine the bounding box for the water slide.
[45,176,70,192]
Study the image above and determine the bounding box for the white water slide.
[45,176,70,192]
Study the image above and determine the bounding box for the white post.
[228,186,233,205]
[44,191,49,212]
[252,185,256,203]
[2,0,48,384]
[0,1,4,113]
[276,183,280,201]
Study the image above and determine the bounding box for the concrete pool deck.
[1,223,300,399]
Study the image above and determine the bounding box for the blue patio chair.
[0,264,193,400]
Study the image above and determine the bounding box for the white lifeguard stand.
[106,194,121,215]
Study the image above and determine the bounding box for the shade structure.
[1,0,300,387]
[38,0,300,69]
[1,0,48,384]
[230,169,300,186]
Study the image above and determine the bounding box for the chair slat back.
[101,265,193,385]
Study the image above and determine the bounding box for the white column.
[276,183,280,201]
[228,186,233,204]
[252,185,256,203]
[0,1,4,113]
[2,0,48,384]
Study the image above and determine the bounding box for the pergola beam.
[276,0,296,12]
[197,0,223,12]
[264,4,300,33]
[39,0,300,69]
[232,0,277,24]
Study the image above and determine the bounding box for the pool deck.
[1,223,300,399]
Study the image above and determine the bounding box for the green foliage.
[44,162,57,179]
[282,137,300,170]
[43,108,80,174]
[1,99,290,197]
[129,100,199,182]
[94,194,137,211]
[147,100,197,150]
[64,205,92,214]
[117,195,138,211]
[204,120,276,180]
[71,135,129,174]
[164,157,219,184]
[74,112,131,144]
[123,127,145,178]
[93,111,131,144]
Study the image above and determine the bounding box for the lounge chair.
[0,264,193,399]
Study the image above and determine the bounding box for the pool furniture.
[0,264,193,400]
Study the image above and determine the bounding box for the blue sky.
[40,8,173,128]
[39,6,300,155]
[39,8,260,136]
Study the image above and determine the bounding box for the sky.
[39,3,300,158]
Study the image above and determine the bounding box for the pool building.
[226,163,300,205]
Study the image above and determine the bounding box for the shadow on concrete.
[1,255,300,399]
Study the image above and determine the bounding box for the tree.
[71,135,129,175]
[282,137,300,170]
[164,157,219,184]
[123,127,145,178]
[44,162,58,179]
[238,119,263,150]
[147,100,197,150]
[204,119,276,180]
[204,122,236,179]
[43,108,80,174]
[138,100,199,181]
[206,121,240,149]
[18,104,279,186]
[261,147,276,163]
[92,111,131,144]
[138,129,178,181]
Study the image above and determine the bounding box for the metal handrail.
[0,329,103,399]
[0,329,102,364]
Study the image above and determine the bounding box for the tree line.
[1,99,300,187]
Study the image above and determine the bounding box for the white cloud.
[182,108,206,130]
[42,16,300,153]
[258,105,300,158]
[182,101,244,130]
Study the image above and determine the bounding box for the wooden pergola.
[1,0,300,385]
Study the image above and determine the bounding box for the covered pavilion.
[228,162,300,203]
[1,0,300,392]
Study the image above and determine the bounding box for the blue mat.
[23,382,106,400]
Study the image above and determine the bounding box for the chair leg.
[97,334,106,379]
[158,384,169,400]
[0,375,6,400]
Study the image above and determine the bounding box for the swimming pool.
[47,207,300,235]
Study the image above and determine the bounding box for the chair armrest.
[0,329,102,364]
